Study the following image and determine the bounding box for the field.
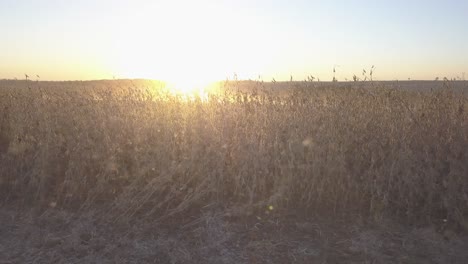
[1,79,467,263]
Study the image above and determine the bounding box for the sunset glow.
[1,0,468,83]
[2,1,468,262]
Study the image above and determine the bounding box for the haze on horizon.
[1,0,467,84]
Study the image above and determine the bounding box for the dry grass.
[0,79,467,229]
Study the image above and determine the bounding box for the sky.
[1,0,467,84]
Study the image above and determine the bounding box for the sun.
[102,1,279,96]
[110,44,225,99]
[159,66,216,94]
[164,77,214,98]
[165,79,201,95]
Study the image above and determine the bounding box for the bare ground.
[1,207,467,264]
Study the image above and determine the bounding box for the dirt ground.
[1,207,467,264]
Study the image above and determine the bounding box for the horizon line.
[1,78,467,83]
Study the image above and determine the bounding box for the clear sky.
[1,0,467,83]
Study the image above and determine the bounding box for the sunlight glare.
[104,1,278,89]
[164,77,212,101]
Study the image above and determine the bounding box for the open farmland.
[1,79,468,263]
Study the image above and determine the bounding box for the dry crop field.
[0,79,467,263]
